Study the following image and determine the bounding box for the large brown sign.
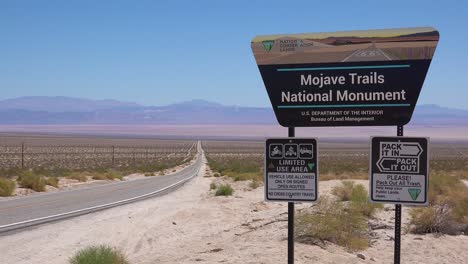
[251,27,439,127]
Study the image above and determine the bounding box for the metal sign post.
[288,127,295,264]
[395,125,403,264]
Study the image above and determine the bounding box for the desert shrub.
[215,184,234,196]
[249,180,260,189]
[409,204,454,234]
[0,168,23,178]
[295,196,368,251]
[332,181,355,201]
[321,173,368,181]
[232,172,262,182]
[349,184,383,218]
[45,177,59,188]
[409,173,468,234]
[68,172,88,182]
[319,155,368,176]
[33,167,72,178]
[0,177,16,197]
[104,170,123,180]
[452,198,468,224]
[207,156,263,182]
[144,172,155,177]
[92,170,123,181]
[17,171,46,192]
[92,174,107,180]
[69,245,129,264]
[210,182,217,190]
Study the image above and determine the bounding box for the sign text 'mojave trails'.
[251,27,439,127]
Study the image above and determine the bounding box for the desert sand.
[0,155,467,264]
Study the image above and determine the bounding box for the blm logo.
[262,40,274,52]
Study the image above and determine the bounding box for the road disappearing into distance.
[0,141,203,233]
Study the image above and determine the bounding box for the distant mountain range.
[0,96,467,126]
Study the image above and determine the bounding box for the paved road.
[342,44,392,62]
[0,142,203,233]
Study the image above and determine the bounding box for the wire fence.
[0,142,197,170]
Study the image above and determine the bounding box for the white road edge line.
[377,48,392,61]
[341,49,361,62]
[0,155,202,232]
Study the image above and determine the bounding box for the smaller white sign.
[370,137,429,206]
[265,138,318,202]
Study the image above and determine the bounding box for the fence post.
[21,142,24,169]
[112,145,115,167]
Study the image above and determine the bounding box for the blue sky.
[1,0,467,108]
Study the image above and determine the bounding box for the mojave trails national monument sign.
[251,27,439,127]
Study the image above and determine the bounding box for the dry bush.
[17,171,46,192]
[45,177,59,188]
[349,184,383,218]
[69,245,129,264]
[321,173,368,181]
[209,182,217,190]
[319,155,368,176]
[409,173,468,234]
[206,155,263,182]
[409,203,456,234]
[332,181,382,218]
[92,170,123,181]
[0,177,16,196]
[68,172,88,182]
[249,180,260,189]
[215,184,234,196]
[295,196,368,251]
[332,181,355,201]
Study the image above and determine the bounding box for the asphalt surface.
[0,145,203,232]
[342,45,392,62]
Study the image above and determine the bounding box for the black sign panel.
[251,27,439,127]
[265,138,318,202]
[370,137,429,205]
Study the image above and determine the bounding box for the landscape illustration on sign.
[251,27,438,65]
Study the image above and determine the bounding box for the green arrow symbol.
[308,162,315,170]
[408,189,421,201]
